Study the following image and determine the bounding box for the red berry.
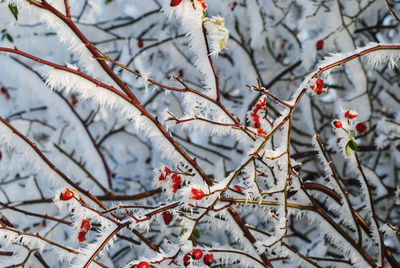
[78,231,87,242]
[333,120,342,128]
[162,211,173,225]
[233,185,243,193]
[314,86,327,95]
[0,87,10,100]
[257,128,267,136]
[191,188,205,200]
[178,69,184,77]
[158,173,167,181]
[164,167,172,176]
[199,0,208,9]
[80,219,91,233]
[171,173,182,193]
[170,0,183,6]
[355,122,367,133]
[192,249,203,260]
[137,39,144,48]
[183,253,191,266]
[60,188,74,201]
[231,1,238,11]
[310,78,327,95]
[316,78,324,87]
[203,253,214,266]
[316,40,324,50]
[344,110,358,119]
[137,261,150,268]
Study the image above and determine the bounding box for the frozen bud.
[203,16,229,55]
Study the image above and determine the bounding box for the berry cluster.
[250,96,268,136]
[332,109,368,133]
[332,109,368,156]
[158,167,182,193]
[183,249,214,266]
[309,78,328,95]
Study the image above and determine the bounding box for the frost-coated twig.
[0,116,110,212]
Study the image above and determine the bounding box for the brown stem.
[202,24,221,102]
[227,207,274,268]
[0,116,111,213]
[63,0,71,17]
[386,0,400,23]
[83,222,130,268]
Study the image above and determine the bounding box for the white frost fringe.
[163,1,217,98]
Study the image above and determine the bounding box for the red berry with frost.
[80,219,91,233]
[183,253,191,266]
[192,249,203,260]
[178,69,184,77]
[355,122,367,133]
[137,261,150,268]
[191,188,206,200]
[344,110,358,119]
[316,40,324,50]
[333,120,342,128]
[162,211,173,225]
[170,0,183,6]
[203,253,214,266]
[171,173,182,193]
[137,39,144,48]
[78,231,87,242]
[60,188,74,201]
[310,78,327,95]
